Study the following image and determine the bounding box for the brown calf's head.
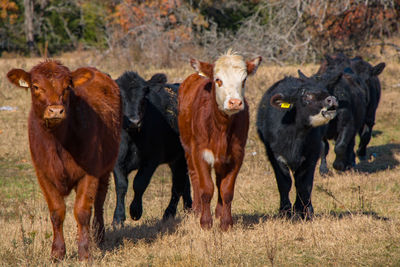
[7,60,94,129]
[190,49,262,116]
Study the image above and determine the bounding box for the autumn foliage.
[0,0,399,64]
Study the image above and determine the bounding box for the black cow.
[257,72,338,218]
[349,57,385,160]
[316,54,385,174]
[112,71,192,227]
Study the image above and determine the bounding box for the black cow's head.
[350,57,385,96]
[270,71,339,127]
[116,71,152,131]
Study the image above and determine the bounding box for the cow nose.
[325,96,338,108]
[129,118,141,126]
[49,107,64,115]
[227,98,243,110]
[44,105,65,119]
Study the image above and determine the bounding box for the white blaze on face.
[214,51,247,115]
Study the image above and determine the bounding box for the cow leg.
[37,175,66,261]
[215,166,240,231]
[112,166,129,227]
[192,151,213,229]
[129,162,157,220]
[265,145,292,217]
[215,172,224,220]
[163,156,192,221]
[74,174,99,260]
[333,125,356,171]
[293,164,316,220]
[181,160,193,211]
[93,173,109,245]
[347,138,356,168]
[187,151,201,214]
[357,124,372,161]
[319,138,330,176]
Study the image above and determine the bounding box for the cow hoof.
[51,240,66,262]
[112,214,125,229]
[294,205,314,220]
[78,243,90,261]
[183,199,193,210]
[162,207,177,221]
[112,219,124,230]
[129,203,143,221]
[200,217,213,230]
[333,161,346,172]
[319,166,331,177]
[220,217,233,231]
[51,248,66,262]
[278,208,292,219]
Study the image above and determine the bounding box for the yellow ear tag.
[280,102,291,109]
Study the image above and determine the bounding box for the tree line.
[1,0,399,64]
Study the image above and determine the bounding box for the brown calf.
[7,60,122,260]
[178,50,261,230]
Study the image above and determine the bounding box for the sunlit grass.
[0,49,399,265]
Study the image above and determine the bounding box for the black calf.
[316,54,385,174]
[257,72,338,218]
[113,71,192,226]
[350,57,385,160]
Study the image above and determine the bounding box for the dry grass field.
[0,49,400,266]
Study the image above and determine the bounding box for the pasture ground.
[0,49,400,266]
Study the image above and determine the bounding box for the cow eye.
[32,85,39,91]
[242,78,247,88]
[215,78,223,87]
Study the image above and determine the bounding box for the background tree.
[0,0,399,63]
[23,0,34,55]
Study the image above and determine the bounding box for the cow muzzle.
[43,105,66,128]
[321,96,338,120]
[224,98,244,114]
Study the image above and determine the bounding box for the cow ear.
[297,70,309,81]
[71,68,94,87]
[246,56,262,75]
[270,93,293,110]
[371,63,385,76]
[190,58,214,78]
[7,69,31,89]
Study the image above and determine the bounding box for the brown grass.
[0,48,400,266]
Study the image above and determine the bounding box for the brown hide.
[6,60,122,261]
[178,73,249,231]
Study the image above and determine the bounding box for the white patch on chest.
[202,149,215,167]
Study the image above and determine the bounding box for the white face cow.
[190,49,262,116]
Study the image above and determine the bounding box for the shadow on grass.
[325,210,389,221]
[355,143,400,173]
[103,217,182,252]
[233,209,390,228]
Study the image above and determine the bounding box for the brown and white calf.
[178,50,261,230]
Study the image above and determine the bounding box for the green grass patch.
[0,157,37,201]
